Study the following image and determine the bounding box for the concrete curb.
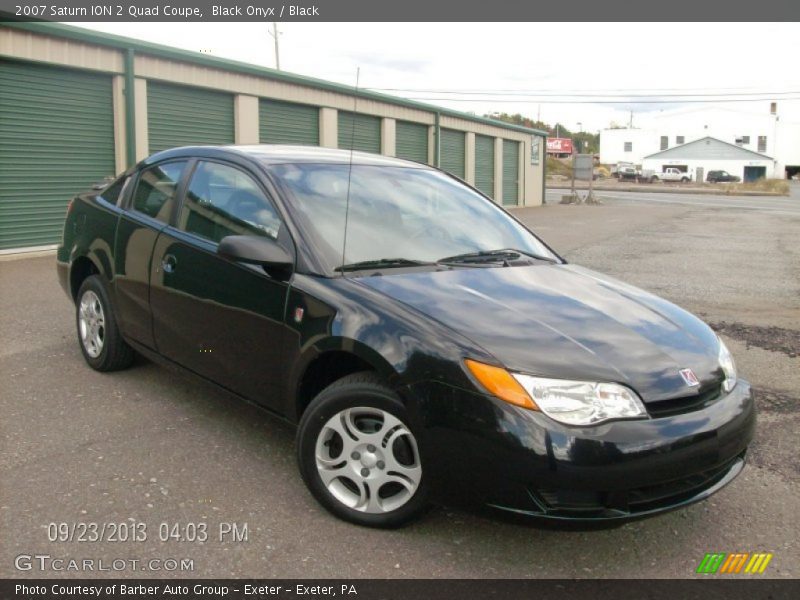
[0,247,57,261]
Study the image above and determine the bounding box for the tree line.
[485,112,599,154]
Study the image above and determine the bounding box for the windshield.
[269,163,558,275]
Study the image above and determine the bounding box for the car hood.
[355,264,723,402]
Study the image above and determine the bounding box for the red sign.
[546,137,573,154]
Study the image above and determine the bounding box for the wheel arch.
[69,255,103,301]
[289,340,398,423]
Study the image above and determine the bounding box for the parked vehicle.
[642,167,691,183]
[58,146,754,528]
[610,162,634,179]
[707,170,741,183]
[616,165,639,181]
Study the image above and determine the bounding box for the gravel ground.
[1,191,798,579]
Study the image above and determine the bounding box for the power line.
[400,96,800,104]
[374,90,800,99]
[368,87,800,97]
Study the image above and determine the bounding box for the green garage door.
[395,121,428,163]
[440,129,466,179]
[148,82,234,153]
[338,112,381,153]
[0,60,115,250]
[259,99,319,145]
[474,135,495,198]
[502,140,520,206]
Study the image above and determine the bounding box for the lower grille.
[530,452,744,515]
[627,454,741,509]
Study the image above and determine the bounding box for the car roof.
[143,145,432,169]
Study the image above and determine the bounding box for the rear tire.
[681,177,689,183]
[297,372,429,528]
[76,275,135,372]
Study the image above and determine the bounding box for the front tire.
[296,372,429,528]
[76,275,134,371]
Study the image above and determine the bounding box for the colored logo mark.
[696,552,773,574]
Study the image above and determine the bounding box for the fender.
[282,273,497,421]
[70,244,113,284]
[284,336,397,421]
[67,193,122,290]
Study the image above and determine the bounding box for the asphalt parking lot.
[1,187,798,579]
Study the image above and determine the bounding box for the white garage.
[641,136,777,183]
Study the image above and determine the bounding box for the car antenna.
[340,66,360,278]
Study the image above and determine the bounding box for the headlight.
[513,375,647,426]
[464,359,647,426]
[718,338,737,393]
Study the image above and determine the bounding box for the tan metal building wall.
[0,23,546,249]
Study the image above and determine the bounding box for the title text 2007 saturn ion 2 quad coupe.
[58,146,754,528]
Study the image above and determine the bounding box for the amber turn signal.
[464,359,538,410]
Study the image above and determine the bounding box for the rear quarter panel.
[57,193,122,300]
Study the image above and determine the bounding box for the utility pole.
[268,23,281,70]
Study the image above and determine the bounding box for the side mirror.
[218,235,293,279]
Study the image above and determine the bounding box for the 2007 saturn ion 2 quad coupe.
[58,146,754,528]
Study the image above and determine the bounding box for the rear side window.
[100,176,129,205]
[177,161,282,243]
[132,161,188,223]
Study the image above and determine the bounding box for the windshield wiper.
[335,258,437,272]
[437,248,558,265]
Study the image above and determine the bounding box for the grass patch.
[725,179,790,195]
[546,156,572,177]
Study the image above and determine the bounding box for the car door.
[148,159,291,410]
[114,160,189,348]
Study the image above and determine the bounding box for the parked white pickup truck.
[641,168,692,183]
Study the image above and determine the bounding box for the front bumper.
[408,379,755,521]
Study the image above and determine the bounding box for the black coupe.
[58,146,754,527]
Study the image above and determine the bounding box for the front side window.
[178,161,282,243]
[132,161,187,223]
[270,163,557,275]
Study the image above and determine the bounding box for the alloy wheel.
[78,290,105,358]
[314,407,422,514]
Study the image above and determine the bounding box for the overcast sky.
[73,22,800,132]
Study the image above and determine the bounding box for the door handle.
[161,254,177,274]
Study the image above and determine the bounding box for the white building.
[600,104,800,179]
[641,137,775,182]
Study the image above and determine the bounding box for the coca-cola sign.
[546,138,574,154]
